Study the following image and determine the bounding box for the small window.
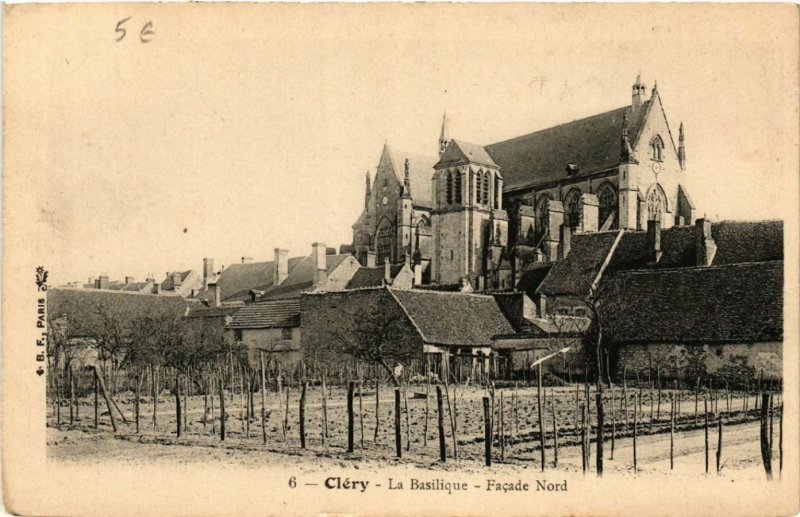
[282,327,293,340]
[574,308,587,318]
[651,136,664,162]
[234,329,243,341]
[557,308,570,316]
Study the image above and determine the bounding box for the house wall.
[614,341,783,382]
[300,289,424,371]
[494,337,585,379]
[238,327,302,369]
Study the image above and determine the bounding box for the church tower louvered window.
[482,173,490,205]
[446,172,453,205]
[454,171,462,204]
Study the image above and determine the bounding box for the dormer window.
[650,135,664,162]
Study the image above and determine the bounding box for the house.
[226,298,302,369]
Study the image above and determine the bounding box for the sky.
[5,3,798,284]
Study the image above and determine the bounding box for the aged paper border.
[3,3,799,516]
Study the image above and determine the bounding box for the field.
[47,381,784,478]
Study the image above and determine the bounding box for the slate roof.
[389,289,514,346]
[345,264,404,289]
[227,299,301,329]
[259,255,352,301]
[537,231,622,295]
[435,139,497,168]
[47,288,190,339]
[485,103,649,191]
[711,220,783,265]
[610,261,783,343]
[384,146,438,209]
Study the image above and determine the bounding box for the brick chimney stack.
[97,275,109,290]
[695,218,717,266]
[203,258,215,288]
[311,242,327,287]
[209,282,221,307]
[124,276,135,284]
[367,250,376,268]
[647,219,662,264]
[384,259,392,285]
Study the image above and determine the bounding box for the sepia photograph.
[3,3,798,516]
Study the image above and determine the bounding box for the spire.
[620,108,637,164]
[438,111,450,157]
[364,170,371,209]
[652,79,658,96]
[401,158,412,199]
[678,122,686,170]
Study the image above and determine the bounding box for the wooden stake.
[704,399,709,475]
[153,365,159,430]
[596,392,604,478]
[403,383,411,453]
[321,372,329,445]
[218,374,226,441]
[670,395,675,470]
[437,385,446,462]
[175,372,182,438]
[358,380,365,449]
[716,414,723,474]
[394,388,402,458]
[500,391,505,461]
[347,381,355,453]
[581,403,587,475]
[483,396,492,467]
[633,393,638,474]
[423,380,430,447]
[551,399,559,468]
[374,373,381,442]
[69,367,75,425]
[538,364,546,471]
[299,381,307,449]
[760,393,772,480]
[260,352,267,445]
[93,369,99,428]
[779,401,783,478]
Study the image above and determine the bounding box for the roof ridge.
[386,287,430,343]
[617,260,783,275]
[488,105,631,147]
[399,287,496,299]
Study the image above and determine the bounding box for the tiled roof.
[210,256,305,302]
[389,289,514,346]
[345,264,404,289]
[160,270,193,291]
[537,231,622,295]
[227,299,301,329]
[610,261,783,343]
[436,139,497,168]
[485,103,649,191]
[606,225,696,273]
[184,304,242,319]
[48,288,189,339]
[516,264,552,298]
[711,220,783,265]
[259,255,352,301]
[385,146,438,209]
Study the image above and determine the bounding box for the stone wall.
[614,341,783,383]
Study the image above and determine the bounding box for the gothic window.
[454,172,462,204]
[564,189,581,228]
[476,171,483,204]
[493,174,500,208]
[646,185,666,224]
[596,184,617,229]
[482,173,490,205]
[651,135,664,161]
[375,218,394,265]
[535,195,551,241]
[446,172,453,205]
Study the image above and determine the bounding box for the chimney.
[241,257,253,264]
[537,293,547,318]
[88,277,95,286]
[250,290,264,303]
[632,74,646,112]
[97,275,109,290]
[646,219,662,264]
[172,272,183,287]
[413,262,423,286]
[384,259,392,285]
[558,224,572,260]
[209,282,220,307]
[273,248,289,286]
[695,218,717,266]
[203,258,215,288]
[145,275,155,284]
[366,250,376,268]
[311,242,327,286]
[124,276,135,284]
[153,282,161,294]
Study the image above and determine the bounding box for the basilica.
[351,75,693,290]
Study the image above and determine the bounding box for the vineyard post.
[394,388,402,458]
[218,375,226,441]
[374,372,381,443]
[500,391,505,461]
[403,382,411,453]
[595,392,604,477]
[779,401,783,478]
[210,372,216,436]
[669,395,675,470]
[610,388,616,460]
[580,403,587,475]
[704,399,709,475]
[538,364,546,471]
[483,396,492,467]
[321,372,329,446]
[260,352,267,445]
[716,414,723,474]
[135,369,142,434]
[622,365,628,432]
[760,393,772,480]
[551,400,559,468]
[358,379,365,449]
[347,381,355,453]
[769,393,774,454]
[69,367,75,425]
[437,385,446,462]
[694,376,699,425]
[93,369,99,429]
[152,365,159,430]
[175,371,182,438]
[423,379,430,447]
[299,381,307,449]
[632,393,638,474]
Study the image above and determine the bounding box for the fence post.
[394,388,402,458]
[581,403,587,475]
[260,352,267,445]
[218,375,226,441]
[704,399,709,475]
[483,396,492,466]
[175,372,182,438]
[716,414,723,474]
[538,364,546,472]
[669,395,675,470]
[500,391,505,461]
[779,401,783,478]
[551,401,559,468]
[596,392,604,477]
[322,373,329,445]
[632,394,638,474]
[93,369,99,429]
[437,385,446,462]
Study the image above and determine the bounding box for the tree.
[323,301,419,387]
